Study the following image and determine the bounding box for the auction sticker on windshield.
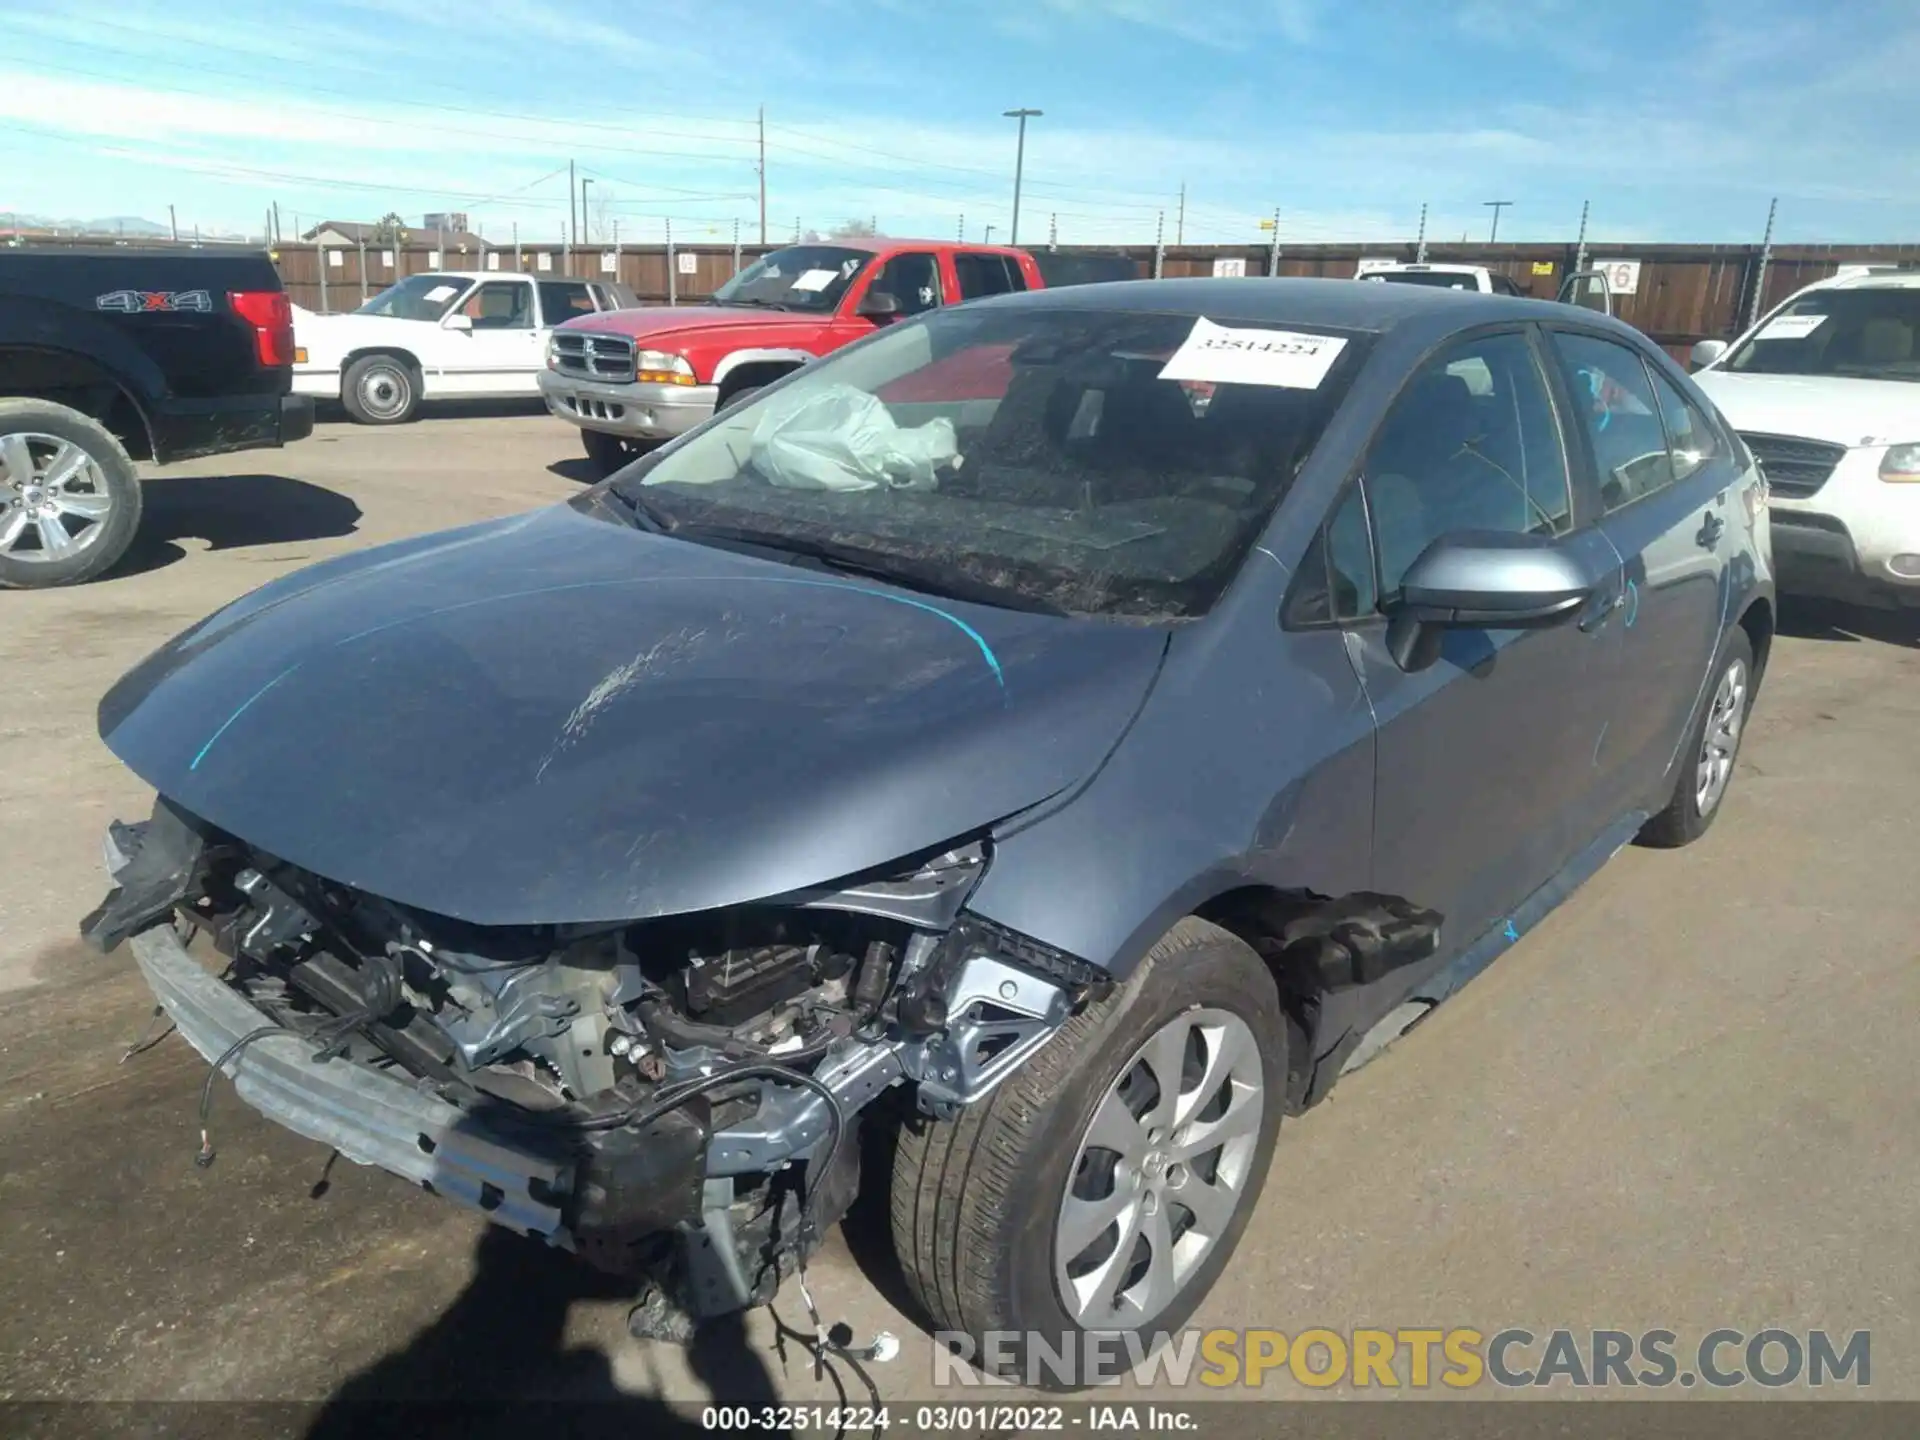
[1158,317,1347,389]
[1758,312,1829,341]
[790,269,840,292]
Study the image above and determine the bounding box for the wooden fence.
[16,232,1919,359]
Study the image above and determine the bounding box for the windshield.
[1366,270,1479,290]
[356,273,474,321]
[600,305,1369,620]
[1726,287,1920,382]
[709,245,871,312]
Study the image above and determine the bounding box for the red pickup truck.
[538,238,1048,474]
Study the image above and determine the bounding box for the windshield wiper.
[670,524,1069,616]
[598,484,677,533]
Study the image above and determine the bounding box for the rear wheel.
[341,355,418,424]
[1638,628,1754,847]
[889,919,1285,1387]
[0,399,142,590]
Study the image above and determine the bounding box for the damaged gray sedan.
[83,278,1770,1378]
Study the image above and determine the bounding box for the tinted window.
[461,281,533,330]
[869,252,943,315]
[539,281,594,324]
[955,253,1025,299]
[1549,332,1672,512]
[1647,368,1721,482]
[1366,331,1574,594]
[609,306,1370,620]
[1288,485,1375,625]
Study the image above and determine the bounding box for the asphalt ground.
[2,404,1916,1423]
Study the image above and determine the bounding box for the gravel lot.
[2,406,1916,1415]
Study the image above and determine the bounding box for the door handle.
[1695,512,1725,549]
[1578,585,1625,634]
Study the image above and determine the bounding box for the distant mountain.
[2,213,172,236]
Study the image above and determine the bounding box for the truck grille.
[550,332,635,382]
[1739,432,1846,500]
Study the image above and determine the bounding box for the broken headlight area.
[86,800,1099,1327]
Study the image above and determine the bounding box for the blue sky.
[3,0,1916,247]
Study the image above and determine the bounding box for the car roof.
[1814,269,1920,291]
[767,236,1030,259]
[972,275,1593,335]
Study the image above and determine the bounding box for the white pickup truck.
[293,271,636,423]
[1355,261,1530,296]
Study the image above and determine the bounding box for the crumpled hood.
[1694,371,1920,448]
[98,504,1167,926]
[561,306,825,343]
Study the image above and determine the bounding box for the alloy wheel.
[1054,1007,1265,1328]
[0,431,114,566]
[1695,656,1747,816]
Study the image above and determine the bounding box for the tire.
[718,382,764,412]
[1637,628,1755,848]
[341,354,418,425]
[581,428,647,478]
[0,398,143,590]
[890,918,1285,1389]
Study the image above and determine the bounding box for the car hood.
[293,308,436,360]
[98,504,1167,927]
[1693,371,1920,447]
[562,306,826,343]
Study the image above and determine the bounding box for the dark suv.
[84,278,1769,1380]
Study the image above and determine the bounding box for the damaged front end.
[84,796,1107,1331]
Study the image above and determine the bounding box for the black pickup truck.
[0,248,313,588]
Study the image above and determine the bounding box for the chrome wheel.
[1054,1007,1265,1328]
[354,364,410,421]
[1695,656,1747,816]
[0,430,114,565]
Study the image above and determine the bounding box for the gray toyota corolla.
[83,277,1771,1378]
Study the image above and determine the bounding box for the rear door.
[1543,329,1734,811]
[1346,327,1624,947]
[953,252,1028,303]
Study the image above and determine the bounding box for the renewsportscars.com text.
[933,1327,1871,1391]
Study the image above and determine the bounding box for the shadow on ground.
[546,456,602,484]
[303,1228,788,1438]
[1777,596,1919,648]
[109,473,363,578]
[312,397,549,425]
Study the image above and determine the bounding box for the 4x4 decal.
[95,289,214,314]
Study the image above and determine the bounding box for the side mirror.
[1382,531,1594,673]
[856,290,901,320]
[1690,338,1728,369]
[443,312,473,332]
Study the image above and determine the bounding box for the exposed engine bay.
[83,797,1110,1337]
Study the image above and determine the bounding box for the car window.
[868,252,943,315]
[610,305,1372,620]
[1646,367,1721,483]
[1365,331,1574,595]
[1548,332,1673,512]
[955,253,1025,300]
[356,273,472,321]
[1725,287,1920,382]
[462,281,533,330]
[538,281,594,325]
[1287,485,1376,625]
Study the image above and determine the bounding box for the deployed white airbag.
[748,384,957,492]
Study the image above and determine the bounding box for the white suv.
[1691,270,1920,609]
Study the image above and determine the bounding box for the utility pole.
[569,159,577,249]
[513,220,520,271]
[666,217,676,305]
[1153,210,1165,279]
[1483,200,1512,243]
[1415,202,1429,263]
[580,179,593,245]
[272,201,281,246]
[1048,213,1058,252]
[1573,199,1590,274]
[984,224,997,244]
[168,205,178,243]
[317,234,328,312]
[358,238,368,303]
[264,207,272,248]
[1748,196,1779,328]
[757,106,767,245]
[1176,182,1185,246]
[1267,207,1281,276]
[1003,108,1042,246]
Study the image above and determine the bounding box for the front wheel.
[581,428,652,478]
[0,399,143,590]
[889,918,1285,1388]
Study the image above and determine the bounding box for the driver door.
[1347,328,1624,949]
[440,279,542,394]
